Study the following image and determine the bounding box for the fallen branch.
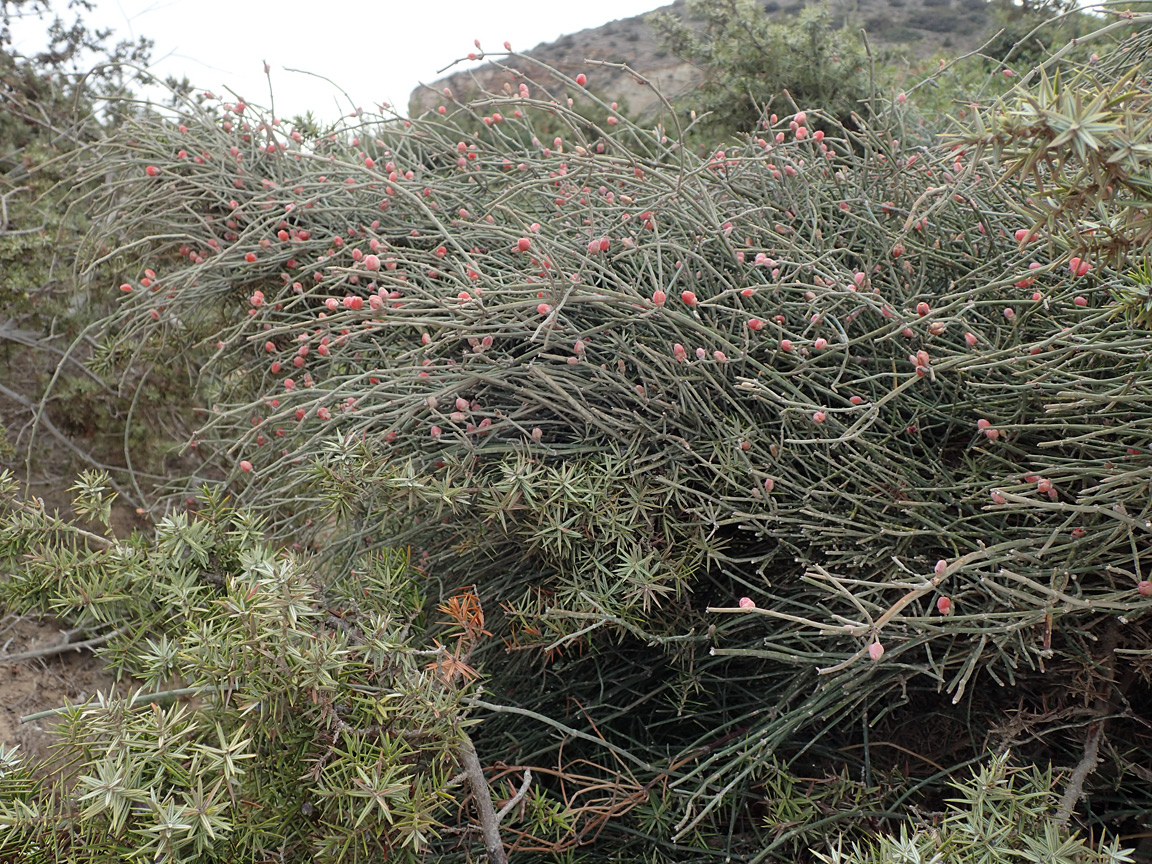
[20,685,205,724]
[0,625,126,664]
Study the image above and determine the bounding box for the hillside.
[408,0,1004,119]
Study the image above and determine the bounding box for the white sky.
[12,0,666,121]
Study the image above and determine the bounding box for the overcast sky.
[12,0,666,121]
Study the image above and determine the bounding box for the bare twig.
[1053,722,1102,828]
[0,625,127,664]
[20,686,206,724]
[458,733,508,864]
[494,768,533,824]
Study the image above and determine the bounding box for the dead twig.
[1053,722,1102,828]
[494,768,533,824]
[459,733,508,864]
[0,625,127,664]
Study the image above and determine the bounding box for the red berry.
[517,237,531,252]
[681,291,697,306]
[868,642,884,661]
[738,597,755,609]
[239,460,253,473]
[1139,580,1152,597]
[576,73,587,86]
[936,596,952,615]
[145,165,159,176]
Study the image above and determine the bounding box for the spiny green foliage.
[0,470,487,863]
[23,10,1152,862]
[648,0,869,133]
[816,753,1134,864]
[959,19,1152,272]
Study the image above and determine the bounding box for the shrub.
[0,470,495,862]
[817,752,1133,864]
[648,0,870,133]
[15,12,1152,861]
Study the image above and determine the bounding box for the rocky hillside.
[408,0,1002,119]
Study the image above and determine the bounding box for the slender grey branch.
[21,686,206,724]
[1053,722,1102,828]
[0,625,127,664]
[0,380,144,510]
[494,768,533,824]
[458,733,508,864]
[0,320,110,388]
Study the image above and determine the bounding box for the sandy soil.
[0,615,122,770]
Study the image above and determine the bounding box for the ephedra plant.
[6,9,1152,860]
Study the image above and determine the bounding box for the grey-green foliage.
[814,752,1133,864]
[66,18,1152,857]
[648,0,870,133]
[0,470,470,863]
